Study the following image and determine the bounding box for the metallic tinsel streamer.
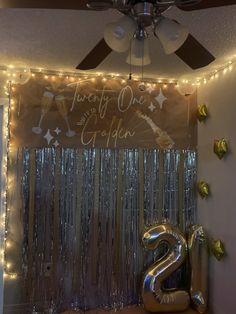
[6,148,197,313]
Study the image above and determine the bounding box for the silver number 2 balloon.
[142,223,190,312]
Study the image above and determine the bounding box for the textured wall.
[198,70,236,314]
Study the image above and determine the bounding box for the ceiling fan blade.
[76,38,112,70]
[0,0,112,10]
[175,34,215,69]
[178,0,236,11]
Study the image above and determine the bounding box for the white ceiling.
[0,4,236,79]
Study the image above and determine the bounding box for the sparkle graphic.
[155,88,167,109]
[146,84,155,94]
[54,127,61,135]
[148,102,156,112]
[53,140,59,147]
[44,129,54,145]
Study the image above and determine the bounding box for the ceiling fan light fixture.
[155,17,189,54]
[104,16,136,52]
[126,30,151,66]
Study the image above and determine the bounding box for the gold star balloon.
[197,104,208,122]
[214,139,228,159]
[197,181,210,198]
[211,240,226,261]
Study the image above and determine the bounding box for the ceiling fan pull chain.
[141,40,144,83]
[129,39,133,80]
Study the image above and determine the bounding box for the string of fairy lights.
[0,57,235,282]
[0,59,234,98]
[1,81,17,280]
[0,100,8,278]
[192,61,233,86]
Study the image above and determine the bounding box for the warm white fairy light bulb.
[10,273,17,279]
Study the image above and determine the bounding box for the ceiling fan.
[1,0,236,70]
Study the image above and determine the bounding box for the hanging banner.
[10,75,197,149]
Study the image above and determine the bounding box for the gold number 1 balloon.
[142,224,190,312]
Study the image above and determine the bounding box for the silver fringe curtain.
[5,148,197,313]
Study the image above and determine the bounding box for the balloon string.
[142,39,144,82]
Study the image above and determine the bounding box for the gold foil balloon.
[196,104,208,122]
[188,225,208,314]
[142,223,190,312]
[211,239,226,261]
[214,139,228,159]
[197,181,210,198]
